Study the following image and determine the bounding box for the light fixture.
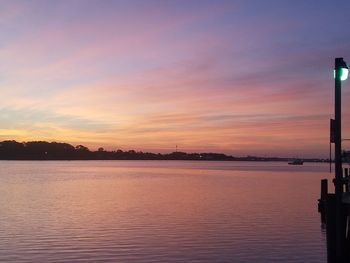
[334,58,348,81]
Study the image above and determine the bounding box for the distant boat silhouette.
[288,159,304,165]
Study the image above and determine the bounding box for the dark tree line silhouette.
[0,140,324,162]
[0,140,237,160]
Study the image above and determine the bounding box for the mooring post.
[326,194,337,263]
[319,179,328,223]
[345,168,349,192]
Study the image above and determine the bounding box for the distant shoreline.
[0,140,328,162]
[0,159,329,163]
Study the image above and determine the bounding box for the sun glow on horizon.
[1,0,350,158]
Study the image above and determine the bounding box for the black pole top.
[335,57,348,70]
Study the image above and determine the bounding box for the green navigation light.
[340,68,349,81]
[334,68,349,81]
[334,58,348,81]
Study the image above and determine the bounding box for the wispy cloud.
[0,0,349,157]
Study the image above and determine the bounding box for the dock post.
[326,194,336,263]
[344,168,349,192]
[319,179,328,224]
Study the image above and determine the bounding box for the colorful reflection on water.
[0,161,330,262]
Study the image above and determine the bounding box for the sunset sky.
[1,0,350,157]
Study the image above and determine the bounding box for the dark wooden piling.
[344,168,349,192]
[322,193,346,263]
[318,179,328,224]
[318,172,350,262]
[325,194,336,263]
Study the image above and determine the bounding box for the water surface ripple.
[0,161,329,262]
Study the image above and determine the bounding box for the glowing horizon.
[1,0,350,158]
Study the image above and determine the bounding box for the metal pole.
[334,57,344,260]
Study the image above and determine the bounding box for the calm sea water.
[0,161,332,262]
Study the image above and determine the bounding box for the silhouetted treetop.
[0,140,323,162]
